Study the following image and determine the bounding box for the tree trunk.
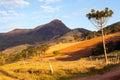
[101,26,108,64]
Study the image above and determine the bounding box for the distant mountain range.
[0,19,70,50]
[0,19,120,51]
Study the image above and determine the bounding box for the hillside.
[104,21,120,34]
[0,31,120,80]
[6,29,31,35]
[30,32,120,61]
[0,20,120,51]
[57,28,90,42]
[2,44,31,56]
[46,42,81,53]
[0,19,70,50]
[55,32,120,60]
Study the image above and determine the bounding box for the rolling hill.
[0,32,120,80]
[57,28,91,42]
[0,20,120,80]
[0,19,120,52]
[55,32,120,60]
[0,19,70,51]
[30,32,120,61]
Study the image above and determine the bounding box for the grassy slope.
[60,32,120,53]
[0,32,120,80]
[46,42,81,53]
[33,32,120,61]
[2,44,30,56]
[54,32,120,60]
[0,50,120,80]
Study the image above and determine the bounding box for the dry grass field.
[35,32,120,61]
[0,51,120,80]
[2,44,30,56]
[55,32,120,61]
[0,32,120,80]
[46,42,81,53]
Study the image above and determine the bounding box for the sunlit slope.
[2,44,30,56]
[59,32,120,54]
[46,42,81,53]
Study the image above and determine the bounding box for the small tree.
[86,7,113,64]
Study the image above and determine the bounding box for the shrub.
[91,42,104,55]
[28,69,50,75]
[106,41,115,53]
[14,68,27,73]
[53,50,61,55]
[91,40,120,56]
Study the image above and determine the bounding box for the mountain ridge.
[0,19,120,51]
[0,19,70,50]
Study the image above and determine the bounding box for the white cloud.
[39,0,60,4]
[0,0,30,8]
[0,9,24,23]
[0,0,29,23]
[40,5,61,13]
[0,10,23,17]
[8,10,23,16]
[0,10,9,16]
[62,8,89,19]
[0,17,12,23]
[39,0,62,13]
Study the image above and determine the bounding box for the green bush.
[53,50,60,55]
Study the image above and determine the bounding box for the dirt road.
[71,65,120,80]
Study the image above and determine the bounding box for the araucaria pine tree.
[86,7,113,64]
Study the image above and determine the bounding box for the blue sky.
[0,0,120,33]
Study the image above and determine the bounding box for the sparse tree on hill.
[36,44,49,56]
[73,35,80,41]
[86,7,113,64]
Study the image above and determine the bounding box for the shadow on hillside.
[56,34,120,61]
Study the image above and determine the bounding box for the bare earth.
[71,65,120,80]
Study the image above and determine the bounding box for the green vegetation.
[0,44,49,64]
[53,50,61,55]
[84,31,98,39]
[0,50,120,80]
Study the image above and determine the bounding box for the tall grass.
[0,50,120,80]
